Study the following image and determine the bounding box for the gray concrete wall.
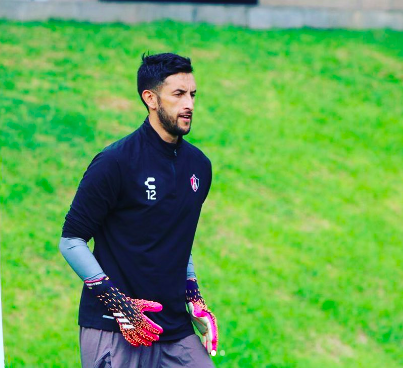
[1,1,403,30]
[259,0,403,11]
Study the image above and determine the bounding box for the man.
[59,53,218,368]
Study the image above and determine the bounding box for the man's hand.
[85,277,163,347]
[186,279,218,356]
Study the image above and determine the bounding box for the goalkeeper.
[59,53,217,368]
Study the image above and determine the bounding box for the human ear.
[142,90,158,111]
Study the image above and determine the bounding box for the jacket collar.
[141,117,183,158]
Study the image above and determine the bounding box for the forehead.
[161,73,196,91]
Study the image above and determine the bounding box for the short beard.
[156,96,191,137]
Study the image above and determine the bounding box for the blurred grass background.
[1,20,403,367]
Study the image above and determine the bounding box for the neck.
[148,112,178,144]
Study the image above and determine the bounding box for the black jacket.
[62,117,212,341]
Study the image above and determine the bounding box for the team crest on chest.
[190,174,199,192]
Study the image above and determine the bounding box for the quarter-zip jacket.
[62,117,212,341]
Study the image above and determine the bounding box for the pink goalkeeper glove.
[85,276,163,347]
[186,279,218,356]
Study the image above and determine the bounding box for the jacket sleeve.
[203,158,212,204]
[62,150,122,242]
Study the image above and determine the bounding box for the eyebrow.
[173,89,197,93]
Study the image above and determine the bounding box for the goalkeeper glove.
[85,276,163,347]
[186,279,218,356]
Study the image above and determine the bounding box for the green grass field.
[1,19,403,367]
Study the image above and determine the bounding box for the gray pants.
[80,327,215,368]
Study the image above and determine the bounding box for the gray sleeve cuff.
[187,253,197,280]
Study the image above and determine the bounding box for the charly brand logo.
[144,177,156,200]
[190,174,199,192]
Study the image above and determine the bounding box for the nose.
[184,93,194,112]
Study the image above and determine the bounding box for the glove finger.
[139,327,160,342]
[195,315,209,330]
[207,313,218,353]
[131,332,153,347]
[141,300,163,313]
[136,338,152,347]
[192,318,208,335]
[204,314,218,355]
[202,334,207,348]
[143,315,164,334]
[205,318,213,343]
[206,340,213,354]
[122,329,152,347]
[136,336,153,347]
[207,314,218,353]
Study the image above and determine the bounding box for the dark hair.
[137,53,193,109]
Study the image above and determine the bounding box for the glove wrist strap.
[186,279,204,304]
[84,276,113,297]
[84,276,127,311]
